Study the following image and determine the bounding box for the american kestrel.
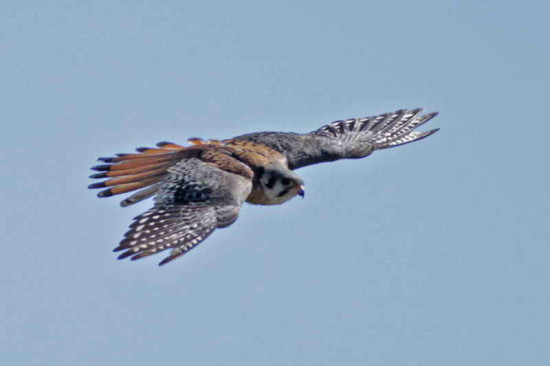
[90,108,439,265]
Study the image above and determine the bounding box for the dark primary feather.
[233,108,439,170]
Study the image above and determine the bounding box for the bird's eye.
[281,178,291,186]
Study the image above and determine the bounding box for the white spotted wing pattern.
[90,108,440,265]
[113,158,252,265]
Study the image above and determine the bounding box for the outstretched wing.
[232,108,439,170]
[112,158,252,265]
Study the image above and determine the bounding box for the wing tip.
[423,111,439,121]
[420,127,440,138]
[158,253,184,266]
[393,127,440,146]
[113,245,182,265]
[116,251,134,260]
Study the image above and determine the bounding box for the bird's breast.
[246,185,274,205]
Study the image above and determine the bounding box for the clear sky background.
[1,1,549,365]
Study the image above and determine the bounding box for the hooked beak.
[297,185,305,198]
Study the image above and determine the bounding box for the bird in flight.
[90,108,439,265]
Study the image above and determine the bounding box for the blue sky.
[1,1,549,365]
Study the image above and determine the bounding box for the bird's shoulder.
[187,137,288,170]
[176,143,256,181]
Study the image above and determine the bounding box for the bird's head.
[258,164,305,205]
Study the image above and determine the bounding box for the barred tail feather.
[88,142,186,205]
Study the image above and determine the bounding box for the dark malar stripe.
[266,176,277,189]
